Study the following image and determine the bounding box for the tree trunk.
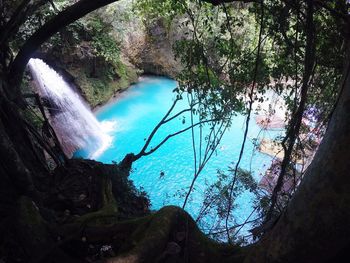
[245,31,350,263]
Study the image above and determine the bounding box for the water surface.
[77,76,281,234]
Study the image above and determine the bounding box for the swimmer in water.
[159,171,165,179]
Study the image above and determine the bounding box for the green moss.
[70,60,138,108]
[75,175,118,226]
[111,206,245,262]
[116,60,139,82]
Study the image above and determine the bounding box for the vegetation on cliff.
[11,0,139,107]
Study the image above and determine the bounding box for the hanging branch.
[209,215,261,236]
[182,114,231,209]
[179,4,234,210]
[23,93,67,164]
[22,118,62,166]
[224,0,264,243]
[264,0,316,227]
[188,93,198,175]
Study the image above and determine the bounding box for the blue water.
[76,76,282,236]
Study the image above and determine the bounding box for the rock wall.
[120,17,184,78]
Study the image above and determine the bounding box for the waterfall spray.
[28,58,112,159]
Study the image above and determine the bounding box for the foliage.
[133,0,187,27]
[9,0,121,70]
[173,3,268,122]
[262,0,345,122]
[195,167,262,243]
[170,0,346,132]
[132,0,348,241]
[84,15,120,64]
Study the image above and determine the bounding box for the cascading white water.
[28,58,112,159]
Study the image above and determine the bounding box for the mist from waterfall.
[28,58,113,159]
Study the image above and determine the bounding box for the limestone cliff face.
[104,0,186,79]
[120,18,184,78]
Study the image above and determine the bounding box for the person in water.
[159,171,165,179]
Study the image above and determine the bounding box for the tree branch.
[225,0,264,243]
[137,118,223,159]
[265,0,316,228]
[135,97,180,158]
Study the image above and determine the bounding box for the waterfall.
[28,58,112,159]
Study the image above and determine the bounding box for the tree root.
[61,206,246,263]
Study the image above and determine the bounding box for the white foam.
[28,58,113,158]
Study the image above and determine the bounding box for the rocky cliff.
[120,17,183,78]
[28,1,185,108]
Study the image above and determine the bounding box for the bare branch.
[134,97,180,158]
[141,118,223,158]
[225,0,264,243]
[162,101,198,124]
